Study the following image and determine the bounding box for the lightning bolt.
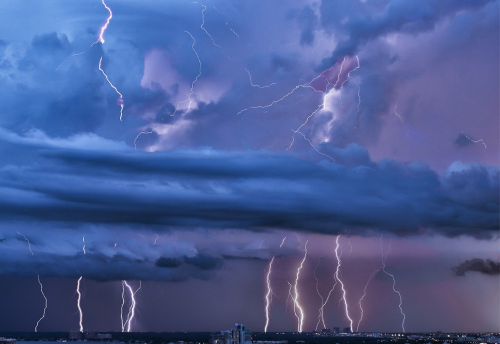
[134,127,157,150]
[122,280,142,332]
[200,5,221,48]
[35,275,47,332]
[356,269,378,332]
[264,256,275,333]
[293,240,308,332]
[335,235,353,332]
[313,258,326,331]
[17,230,34,256]
[98,57,124,121]
[290,131,336,162]
[76,276,84,332]
[92,0,113,46]
[264,236,287,332]
[172,31,201,116]
[121,281,126,332]
[153,234,159,245]
[462,131,487,148]
[245,68,276,88]
[393,104,404,123]
[379,236,406,333]
[82,236,86,254]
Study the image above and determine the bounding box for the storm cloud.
[453,259,500,276]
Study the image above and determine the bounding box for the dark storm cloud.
[0,129,497,239]
[453,259,500,276]
[320,0,495,66]
[184,253,223,270]
[156,257,183,268]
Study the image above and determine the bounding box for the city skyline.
[0,0,498,334]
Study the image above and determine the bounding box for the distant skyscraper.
[342,327,351,334]
[211,323,252,344]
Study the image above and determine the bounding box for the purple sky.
[0,0,498,333]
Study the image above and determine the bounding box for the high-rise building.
[342,327,351,334]
[84,331,97,339]
[333,327,340,334]
[211,323,252,344]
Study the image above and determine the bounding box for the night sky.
[0,0,498,334]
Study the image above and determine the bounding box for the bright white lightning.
[264,236,287,332]
[287,56,361,154]
[76,276,84,332]
[200,5,221,48]
[82,236,86,254]
[98,57,124,121]
[293,240,308,332]
[35,275,47,332]
[245,68,276,88]
[356,269,378,332]
[335,235,353,332]
[120,281,126,332]
[123,280,141,332]
[92,0,113,46]
[153,234,159,245]
[264,256,275,333]
[172,31,201,116]
[379,236,406,333]
[17,230,33,256]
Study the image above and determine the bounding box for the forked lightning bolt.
[379,236,406,332]
[122,280,142,332]
[35,275,48,332]
[76,276,84,332]
[293,240,308,332]
[335,235,353,332]
[98,57,124,121]
[172,31,202,116]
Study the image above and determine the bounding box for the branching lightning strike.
[98,57,124,121]
[35,275,48,332]
[379,236,406,333]
[293,241,308,332]
[122,280,141,332]
[200,5,221,48]
[356,269,378,332]
[264,256,275,333]
[264,236,287,332]
[172,31,202,116]
[335,235,354,332]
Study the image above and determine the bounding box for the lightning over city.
[0,0,498,336]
